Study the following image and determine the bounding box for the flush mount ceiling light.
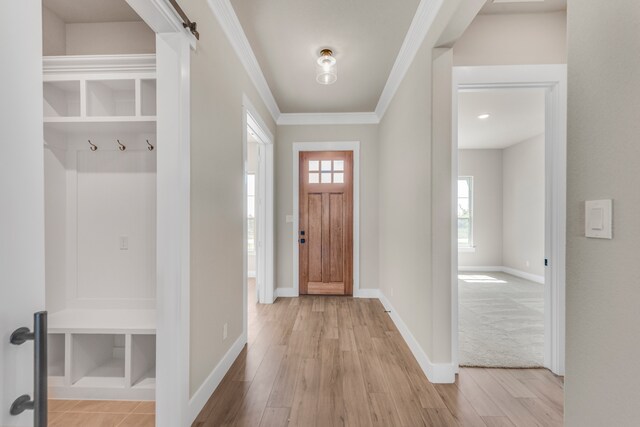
[316,48,337,85]
[477,113,491,119]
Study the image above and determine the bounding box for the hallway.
[193,296,563,426]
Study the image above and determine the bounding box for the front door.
[299,151,353,295]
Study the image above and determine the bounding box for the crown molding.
[278,112,380,126]
[207,0,281,122]
[375,0,444,119]
[43,54,156,75]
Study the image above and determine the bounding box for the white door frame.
[451,65,567,376]
[126,1,195,425]
[242,95,275,335]
[291,141,361,297]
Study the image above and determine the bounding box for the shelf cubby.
[87,79,136,117]
[140,79,157,117]
[71,333,126,388]
[131,334,156,389]
[43,81,81,117]
[48,333,66,378]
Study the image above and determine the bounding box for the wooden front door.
[299,151,353,295]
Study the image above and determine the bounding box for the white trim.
[155,32,192,427]
[354,288,381,299]
[248,271,257,278]
[275,288,299,298]
[208,0,281,122]
[375,0,444,119]
[452,65,567,376]
[278,112,379,126]
[458,247,476,253]
[378,292,456,383]
[126,0,197,48]
[243,95,275,309]
[43,54,156,75]
[458,266,545,285]
[292,141,360,297]
[187,333,246,425]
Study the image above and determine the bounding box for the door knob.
[300,238,306,244]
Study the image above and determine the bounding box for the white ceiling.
[230,0,420,113]
[458,88,545,150]
[480,0,566,15]
[44,0,142,23]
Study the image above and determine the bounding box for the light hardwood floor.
[194,295,564,426]
[48,399,154,426]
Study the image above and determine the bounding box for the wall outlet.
[223,323,228,340]
[119,236,129,250]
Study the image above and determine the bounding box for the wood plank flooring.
[48,400,154,426]
[193,295,564,426]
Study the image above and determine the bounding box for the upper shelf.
[43,55,157,131]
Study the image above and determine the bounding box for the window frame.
[457,176,474,249]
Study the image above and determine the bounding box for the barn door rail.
[168,0,200,40]
[9,311,47,427]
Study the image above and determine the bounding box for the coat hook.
[88,140,98,151]
[117,139,126,151]
[146,140,154,151]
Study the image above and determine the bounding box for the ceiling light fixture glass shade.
[316,48,337,85]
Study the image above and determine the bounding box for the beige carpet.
[458,271,544,368]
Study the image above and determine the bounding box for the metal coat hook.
[88,140,97,151]
[146,140,154,151]
[117,139,126,151]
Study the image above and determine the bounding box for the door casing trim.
[292,141,361,297]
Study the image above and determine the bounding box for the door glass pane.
[458,198,469,217]
[321,172,332,183]
[309,160,319,171]
[458,179,469,198]
[321,160,332,171]
[309,172,319,183]
[333,160,344,171]
[333,172,344,183]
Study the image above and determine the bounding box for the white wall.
[453,12,567,66]
[565,1,640,425]
[458,149,503,267]
[180,0,277,398]
[275,124,379,292]
[502,134,545,276]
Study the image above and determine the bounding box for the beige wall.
[503,134,545,276]
[181,0,276,397]
[66,22,155,55]
[275,125,379,292]
[42,7,155,56]
[458,149,503,267]
[566,1,640,425]
[453,12,567,66]
[42,6,65,55]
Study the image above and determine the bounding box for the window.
[247,173,256,254]
[308,159,345,184]
[458,177,473,248]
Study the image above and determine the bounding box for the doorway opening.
[243,99,275,341]
[457,88,546,368]
[451,65,567,376]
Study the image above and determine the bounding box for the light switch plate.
[585,199,612,239]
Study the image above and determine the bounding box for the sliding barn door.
[299,151,353,295]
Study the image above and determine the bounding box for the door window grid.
[308,159,345,184]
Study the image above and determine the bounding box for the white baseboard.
[275,287,298,298]
[188,333,246,425]
[458,265,544,284]
[377,292,456,384]
[354,288,381,298]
